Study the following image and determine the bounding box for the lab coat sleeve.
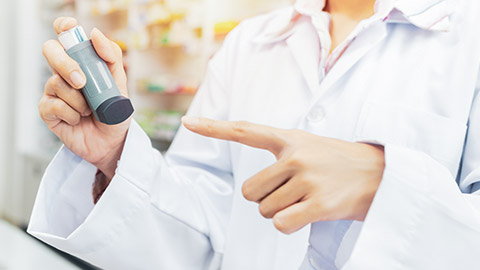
[343,77,480,268]
[28,26,240,270]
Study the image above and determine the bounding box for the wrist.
[93,169,110,204]
[355,143,385,221]
[93,138,126,180]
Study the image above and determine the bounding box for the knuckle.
[285,129,306,145]
[285,152,303,168]
[48,74,63,90]
[275,129,290,144]
[42,40,56,56]
[57,57,74,71]
[38,98,47,117]
[79,99,89,111]
[322,201,336,216]
[45,75,55,87]
[205,121,215,135]
[309,199,328,218]
[258,203,272,219]
[295,174,310,187]
[241,182,254,201]
[273,217,291,234]
[232,121,249,142]
[70,113,81,125]
[51,100,64,114]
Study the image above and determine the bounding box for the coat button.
[307,107,326,122]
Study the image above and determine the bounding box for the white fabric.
[28,0,480,269]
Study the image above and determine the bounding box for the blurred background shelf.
[0,0,292,227]
[0,0,292,267]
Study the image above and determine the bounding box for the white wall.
[0,0,16,217]
[0,0,47,223]
[9,0,47,224]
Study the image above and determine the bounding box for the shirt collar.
[253,0,455,44]
[389,0,455,31]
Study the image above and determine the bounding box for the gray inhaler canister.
[58,26,134,125]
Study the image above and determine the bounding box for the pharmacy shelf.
[6,0,292,226]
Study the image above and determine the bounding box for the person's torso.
[218,1,480,269]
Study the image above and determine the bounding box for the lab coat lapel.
[317,21,388,97]
[285,19,321,94]
[315,0,453,97]
[395,0,453,31]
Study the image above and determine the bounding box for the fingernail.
[70,71,85,88]
[182,116,199,128]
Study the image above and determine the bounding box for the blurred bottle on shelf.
[90,0,131,16]
[214,20,239,41]
[137,76,197,95]
[130,0,203,53]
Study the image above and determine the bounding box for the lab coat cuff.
[343,144,429,268]
[114,119,159,193]
[27,145,96,235]
[30,171,148,255]
[28,120,156,254]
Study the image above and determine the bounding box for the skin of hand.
[182,116,385,234]
[39,17,130,180]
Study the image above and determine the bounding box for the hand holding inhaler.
[58,26,133,124]
[39,17,131,179]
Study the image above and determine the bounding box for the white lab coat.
[28,0,480,269]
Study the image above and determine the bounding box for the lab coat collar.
[388,0,455,32]
[251,7,298,44]
[252,0,455,45]
[284,16,321,94]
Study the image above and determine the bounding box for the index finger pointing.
[182,116,286,156]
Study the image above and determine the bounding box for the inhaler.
[58,26,134,125]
